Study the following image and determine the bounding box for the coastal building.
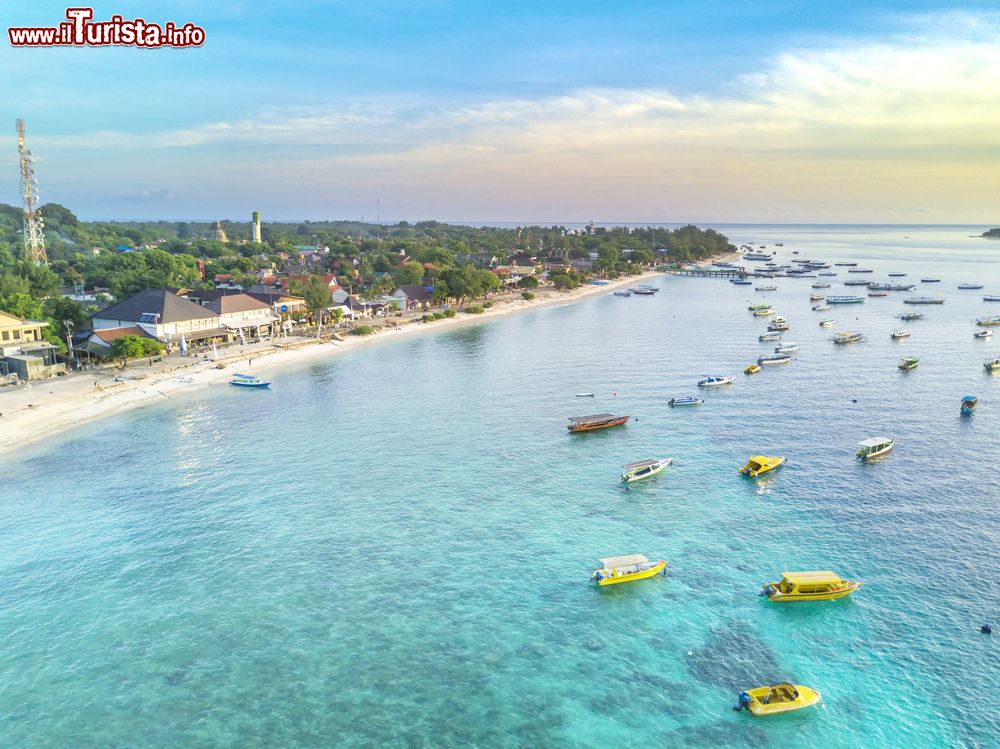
[80,325,157,358]
[204,293,279,340]
[245,289,308,317]
[91,289,226,346]
[0,311,66,381]
[390,284,434,310]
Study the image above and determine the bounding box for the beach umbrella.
[211,340,218,361]
[180,333,187,356]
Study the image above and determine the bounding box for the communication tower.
[16,119,47,265]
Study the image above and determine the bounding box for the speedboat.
[974,329,992,339]
[976,316,1000,326]
[698,375,734,387]
[811,283,830,289]
[567,413,630,433]
[591,554,666,586]
[812,303,831,311]
[959,284,984,290]
[819,318,835,327]
[832,331,863,344]
[761,571,861,602]
[613,290,632,297]
[739,455,786,476]
[921,278,941,283]
[984,357,1000,373]
[758,331,782,342]
[961,395,978,415]
[668,396,704,406]
[857,436,894,460]
[890,330,911,339]
[809,293,825,301]
[775,343,799,353]
[984,296,1000,302]
[898,356,919,371]
[621,458,672,483]
[744,363,762,375]
[758,354,792,365]
[576,392,596,397]
[229,373,271,388]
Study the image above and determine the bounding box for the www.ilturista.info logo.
[8,8,205,48]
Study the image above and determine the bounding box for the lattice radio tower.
[16,119,47,265]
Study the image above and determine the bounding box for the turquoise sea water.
[2,226,999,748]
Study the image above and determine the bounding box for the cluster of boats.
[613,284,659,297]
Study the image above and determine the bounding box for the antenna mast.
[16,119,47,266]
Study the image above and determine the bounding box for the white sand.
[0,271,664,459]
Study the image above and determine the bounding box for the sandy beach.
[0,270,664,460]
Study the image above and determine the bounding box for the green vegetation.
[443,309,457,318]
[350,325,375,336]
[465,305,485,314]
[108,335,164,365]
[521,291,535,301]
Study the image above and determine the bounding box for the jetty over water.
[658,265,748,278]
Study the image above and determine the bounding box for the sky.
[1,0,1000,223]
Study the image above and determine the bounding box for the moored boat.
[819,318,835,327]
[739,455,786,476]
[744,363,762,375]
[827,295,865,304]
[591,554,667,586]
[848,268,874,273]
[959,284,984,290]
[767,317,789,331]
[898,356,919,371]
[812,304,831,311]
[889,272,907,277]
[904,297,944,305]
[832,331,863,344]
[229,373,271,388]
[921,278,941,283]
[961,395,978,415]
[668,396,704,406]
[613,290,632,297]
[834,262,858,266]
[974,329,992,339]
[867,291,889,297]
[984,357,1000,373]
[843,279,871,286]
[758,330,782,342]
[975,316,1000,326]
[811,283,830,289]
[775,343,799,353]
[567,413,630,433]
[899,312,924,321]
[698,375,734,387]
[890,329,911,340]
[761,571,861,602]
[758,354,792,365]
[809,293,825,301]
[857,436,894,460]
[621,458,672,483]
[984,296,1000,302]
[752,307,775,317]
[731,279,753,285]
[755,285,777,292]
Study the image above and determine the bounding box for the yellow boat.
[736,683,821,716]
[591,554,666,586]
[761,570,861,602]
[739,455,785,477]
[744,364,762,375]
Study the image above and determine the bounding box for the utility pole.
[16,119,47,265]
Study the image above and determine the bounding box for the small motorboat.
[761,571,861,602]
[819,272,837,276]
[974,329,992,339]
[613,290,632,297]
[628,286,656,295]
[748,303,772,312]
[984,357,1000,373]
[668,396,704,406]
[890,330,911,340]
[567,413,630,433]
[898,356,919,371]
[904,297,944,305]
[921,278,942,283]
[229,373,271,388]
[739,455,786,477]
[834,262,858,266]
[867,291,889,297]
[758,354,792,365]
[889,272,907,277]
[812,303,831,311]
[576,392,596,397]
[767,318,790,331]
[843,279,871,286]
[832,331,863,344]
[621,458,672,483]
[959,284,984,290]
[731,279,753,285]
[698,375,734,387]
[899,312,924,321]
[827,295,865,304]
[857,436,894,460]
[755,285,777,292]
[744,363,762,375]
[591,554,666,586]
[961,395,978,415]
[775,343,799,353]
[984,296,1000,302]
[819,319,835,327]
[809,293,825,301]
[758,331,782,342]
[752,307,775,317]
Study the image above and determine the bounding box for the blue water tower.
[280,305,288,314]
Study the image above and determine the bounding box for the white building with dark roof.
[91,289,226,344]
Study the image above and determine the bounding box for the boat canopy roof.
[623,459,663,470]
[962,395,977,402]
[781,571,843,585]
[599,554,649,570]
[231,373,258,379]
[858,437,893,448]
[568,413,616,423]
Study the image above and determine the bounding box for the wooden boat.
[767,318,790,331]
[904,297,944,304]
[811,283,830,289]
[827,295,865,304]
[984,296,1000,302]
[758,354,792,365]
[921,278,941,283]
[758,331,782,342]
[744,363,762,375]
[959,284,984,290]
[819,318,835,327]
[976,316,1000,326]
[984,357,1000,373]
[669,396,704,406]
[889,272,907,277]
[698,375,734,387]
[628,287,656,295]
[739,455,786,477]
[621,458,672,483]
[755,285,777,292]
[974,329,992,339]
[834,262,858,266]
[898,356,919,371]
[848,268,874,273]
[567,413,630,432]
[890,330,911,339]
[843,279,871,287]
[592,554,666,586]
[832,331,863,344]
[748,303,772,312]
[857,436,894,460]
[899,312,924,321]
[761,571,861,602]
[961,395,978,415]
[576,392,595,397]
[613,290,632,297]
[867,291,889,297]
[229,373,271,388]
[809,293,825,301]
[731,279,753,285]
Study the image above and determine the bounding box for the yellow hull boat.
[739,455,786,477]
[744,364,762,375]
[736,683,821,716]
[762,570,861,602]
[592,555,667,586]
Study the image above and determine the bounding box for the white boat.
[613,290,632,297]
[985,357,1000,373]
[752,307,775,317]
[758,331,782,342]
[576,392,596,397]
[775,343,799,353]
[811,283,831,289]
[809,293,825,301]
[857,437,894,461]
[229,373,271,388]
[698,375,734,387]
[812,304,831,311]
[668,396,704,406]
[758,354,793,365]
[827,296,865,304]
[819,319,835,327]
[767,317,790,331]
[958,284,984,290]
[629,286,656,295]
[890,330,911,340]
[621,458,672,483]
[755,285,778,292]
[974,329,993,339]
[984,296,1000,302]
[832,331,863,344]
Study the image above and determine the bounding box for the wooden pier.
[657,265,748,278]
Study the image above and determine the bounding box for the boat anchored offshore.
[744,363,762,375]
[698,375,734,387]
[761,571,861,602]
[899,312,924,321]
[621,458,672,483]
[984,357,1000,373]
[567,413,630,433]
[758,354,792,365]
[898,356,919,371]
[739,455,786,477]
[857,436,894,460]
[827,295,865,304]
[592,554,667,586]
[735,684,822,716]
[669,396,704,406]
[613,290,632,297]
[959,284,984,290]
[775,343,799,353]
[961,395,978,415]
[229,373,271,388]
[905,297,944,304]
[974,329,993,339]
[812,303,831,311]
[984,296,1000,302]
[976,316,1000,327]
[819,318,835,327]
[832,331,863,344]
[767,317,790,331]
[891,330,911,340]
[759,330,782,342]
